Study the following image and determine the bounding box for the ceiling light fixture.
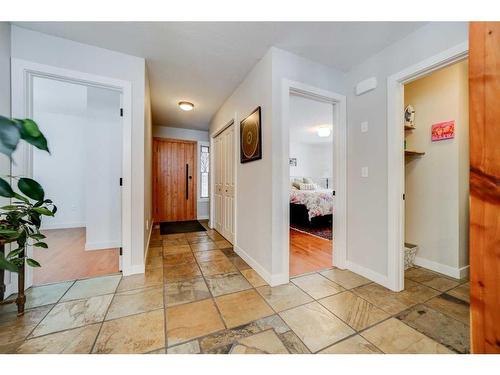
[178,101,194,111]
[317,127,331,137]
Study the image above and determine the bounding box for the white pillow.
[299,183,316,190]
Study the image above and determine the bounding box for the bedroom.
[289,93,335,276]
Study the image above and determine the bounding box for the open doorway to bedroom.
[288,93,334,276]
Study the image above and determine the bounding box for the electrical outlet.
[361,121,368,133]
[361,167,369,178]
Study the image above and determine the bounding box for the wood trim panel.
[153,138,197,222]
[469,22,500,354]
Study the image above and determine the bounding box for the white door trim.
[10,58,133,288]
[281,79,348,282]
[386,42,468,291]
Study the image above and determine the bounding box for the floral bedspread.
[290,189,334,220]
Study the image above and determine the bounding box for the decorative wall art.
[431,120,455,141]
[240,106,262,163]
[289,158,297,167]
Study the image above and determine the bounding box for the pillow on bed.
[303,177,314,184]
[292,179,302,189]
[299,183,317,190]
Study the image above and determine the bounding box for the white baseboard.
[123,263,145,276]
[346,261,390,289]
[197,215,209,220]
[85,241,121,251]
[41,222,85,230]
[234,245,286,287]
[413,256,469,280]
[143,223,154,268]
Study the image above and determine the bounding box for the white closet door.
[213,124,235,244]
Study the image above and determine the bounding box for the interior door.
[153,138,197,222]
[213,124,235,243]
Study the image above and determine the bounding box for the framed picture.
[240,106,262,163]
[431,120,455,141]
[289,158,297,167]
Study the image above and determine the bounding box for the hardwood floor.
[289,228,332,277]
[33,227,119,285]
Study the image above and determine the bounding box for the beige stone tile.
[241,269,268,287]
[0,305,52,346]
[106,286,164,320]
[164,233,186,240]
[319,335,382,354]
[148,347,166,354]
[61,275,121,301]
[184,231,208,239]
[167,299,225,346]
[93,309,165,354]
[187,236,213,244]
[278,330,310,353]
[164,263,202,282]
[257,283,313,312]
[405,267,460,292]
[193,249,227,262]
[190,241,218,252]
[254,314,290,334]
[199,258,238,276]
[117,267,163,292]
[229,256,251,270]
[163,252,197,266]
[164,277,211,307]
[15,324,101,354]
[279,302,354,353]
[32,294,113,337]
[319,291,389,331]
[207,232,225,241]
[292,273,344,299]
[320,268,371,289]
[230,330,289,354]
[167,340,201,354]
[361,318,453,354]
[163,238,188,247]
[353,279,441,315]
[163,244,192,255]
[425,294,470,325]
[215,290,274,328]
[215,239,232,249]
[198,323,261,353]
[205,272,252,297]
[145,255,163,269]
[147,246,163,258]
[447,282,470,303]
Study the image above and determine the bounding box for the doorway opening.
[402,59,470,287]
[288,93,334,276]
[26,76,122,286]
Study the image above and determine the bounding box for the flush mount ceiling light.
[317,126,331,137]
[178,101,194,111]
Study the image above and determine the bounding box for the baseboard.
[143,223,154,268]
[85,241,121,251]
[41,222,85,230]
[413,256,469,280]
[346,261,390,289]
[233,245,285,286]
[124,263,145,276]
[197,215,209,220]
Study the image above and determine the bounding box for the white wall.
[144,68,153,251]
[153,125,210,220]
[404,60,469,274]
[11,25,147,271]
[289,142,333,182]
[344,22,468,281]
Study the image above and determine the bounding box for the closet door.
[214,136,223,233]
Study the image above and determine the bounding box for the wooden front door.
[153,138,197,222]
[469,22,500,353]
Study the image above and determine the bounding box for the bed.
[290,187,334,227]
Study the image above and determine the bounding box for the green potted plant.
[0,116,56,315]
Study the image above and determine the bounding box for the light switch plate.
[361,121,368,133]
[361,167,369,178]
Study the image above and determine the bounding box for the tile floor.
[0,223,470,354]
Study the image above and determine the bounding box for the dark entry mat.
[159,220,206,235]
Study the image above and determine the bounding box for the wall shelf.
[405,125,416,130]
[405,150,425,157]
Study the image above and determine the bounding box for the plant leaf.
[18,178,45,201]
[0,228,20,239]
[18,119,41,138]
[33,242,48,248]
[13,193,30,204]
[31,233,46,240]
[0,116,20,157]
[32,207,54,216]
[0,177,15,198]
[0,252,19,272]
[26,258,41,267]
[7,247,23,259]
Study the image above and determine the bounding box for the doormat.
[160,220,206,235]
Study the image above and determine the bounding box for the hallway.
[0,223,470,354]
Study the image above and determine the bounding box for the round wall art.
[240,106,262,163]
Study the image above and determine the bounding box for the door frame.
[386,42,468,291]
[209,118,237,245]
[10,58,133,289]
[281,80,347,282]
[152,137,198,222]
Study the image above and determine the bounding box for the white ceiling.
[16,22,426,130]
[289,94,333,145]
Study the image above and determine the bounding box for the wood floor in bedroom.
[289,228,332,277]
